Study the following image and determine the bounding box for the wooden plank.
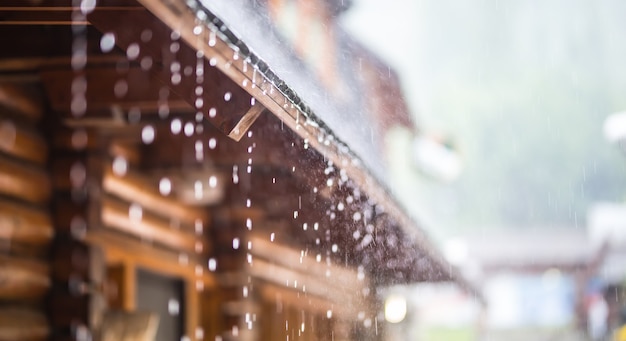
[185,279,200,341]
[245,258,362,317]
[86,228,215,288]
[0,83,43,121]
[227,101,266,142]
[0,154,50,205]
[100,196,208,255]
[0,306,49,341]
[0,254,50,301]
[102,165,210,226]
[0,198,53,246]
[249,235,365,294]
[0,117,47,164]
[259,282,349,318]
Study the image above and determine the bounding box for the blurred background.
[341,0,626,340]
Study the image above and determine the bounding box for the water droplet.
[170,118,182,134]
[141,125,155,144]
[168,298,180,315]
[159,177,172,196]
[170,42,180,53]
[69,162,86,188]
[208,137,217,149]
[140,56,153,70]
[233,238,240,249]
[112,156,127,176]
[184,122,194,136]
[208,258,217,271]
[129,203,142,222]
[140,29,152,42]
[193,25,203,35]
[194,180,203,200]
[209,175,218,188]
[246,218,252,230]
[326,310,333,319]
[114,79,128,98]
[126,43,140,60]
[208,107,217,117]
[80,0,96,14]
[224,92,232,101]
[100,32,116,53]
[331,244,338,253]
[171,73,181,85]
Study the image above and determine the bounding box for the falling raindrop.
[112,156,127,176]
[100,32,116,53]
[159,177,172,196]
[141,125,155,144]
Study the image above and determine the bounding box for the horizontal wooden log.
[85,229,215,288]
[259,282,350,319]
[246,258,362,315]
[0,198,53,246]
[100,196,209,256]
[249,235,365,294]
[0,154,50,205]
[0,255,50,301]
[0,83,43,121]
[0,118,47,165]
[102,166,210,226]
[0,306,49,341]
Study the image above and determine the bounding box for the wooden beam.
[0,116,47,165]
[0,153,50,205]
[249,235,365,294]
[259,282,351,318]
[86,228,215,288]
[102,165,210,226]
[0,307,49,341]
[227,101,265,142]
[0,83,43,121]
[246,258,363,316]
[0,254,50,301]
[0,198,54,246]
[100,195,209,255]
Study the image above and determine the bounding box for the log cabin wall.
[0,82,52,340]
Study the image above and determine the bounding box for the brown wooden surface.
[0,254,50,301]
[100,196,208,255]
[0,83,43,121]
[0,117,47,165]
[0,153,50,205]
[86,228,215,288]
[0,198,53,246]
[102,166,210,226]
[0,306,49,341]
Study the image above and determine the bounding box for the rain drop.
[100,32,116,53]
[141,125,155,144]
